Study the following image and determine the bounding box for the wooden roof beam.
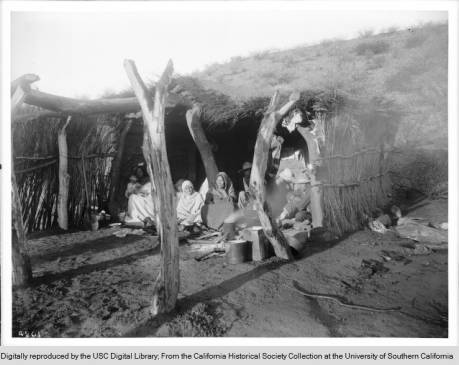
[23,89,143,115]
[14,73,185,116]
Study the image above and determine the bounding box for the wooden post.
[108,117,134,215]
[242,227,272,261]
[186,105,218,188]
[267,135,284,179]
[11,86,27,116]
[11,79,34,286]
[249,91,299,260]
[57,116,72,230]
[11,74,40,115]
[12,166,33,286]
[296,125,324,228]
[11,74,40,95]
[124,59,179,315]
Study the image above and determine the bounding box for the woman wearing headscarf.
[202,172,237,230]
[125,163,155,225]
[174,178,186,204]
[205,172,237,204]
[176,180,204,227]
[237,162,253,209]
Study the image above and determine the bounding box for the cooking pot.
[226,239,252,264]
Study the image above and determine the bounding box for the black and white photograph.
[3,1,455,341]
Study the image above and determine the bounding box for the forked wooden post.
[296,126,324,228]
[249,91,300,260]
[124,59,179,315]
[186,105,218,188]
[11,86,26,116]
[57,116,72,230]
[11,74,40,95]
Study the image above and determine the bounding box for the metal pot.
[91,221,99,231]
[226,239,252,264]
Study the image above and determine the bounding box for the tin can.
[226,239,252,264]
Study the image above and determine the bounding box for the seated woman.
[202,172,237,229]
[205,172,237,204]
[125,174,139,199]
[125,164,155,225]
[176,180,204,228]
[174,178,186,205]
[237,162,253,209]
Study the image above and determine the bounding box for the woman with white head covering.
[202,172,237,229]
[125,163,155,225]
[176,180,204,226]
[205,171,237,204]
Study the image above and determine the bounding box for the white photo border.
[1,0,458,347]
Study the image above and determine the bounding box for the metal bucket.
[226,239,252,264]
[90,221,99,231]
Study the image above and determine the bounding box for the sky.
[10,3,448,98]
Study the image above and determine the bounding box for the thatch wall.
[313,95,401,235]
[13,113,122,231]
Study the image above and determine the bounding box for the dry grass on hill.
[193,23,447,148]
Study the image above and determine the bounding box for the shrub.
[252,50,270,60]
[358,28,374,38]
[385,58,430,92]
[354,40,390,56]
[388,148,448,199]
[230,56,243,63]
[260,70,277,80]
[404,32,428,49]
[276,71,294,84]
[384,26,399,34]
[282,54,298,67]
[319,38,336,47]
[367,55,386,70]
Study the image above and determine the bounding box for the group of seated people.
[123,161,312,233]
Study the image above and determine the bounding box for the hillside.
[193,23,448,148]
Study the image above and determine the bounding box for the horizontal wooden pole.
[317,148,382,161]
[15,155,57,161]
[15,160,57,174]
[22,88,183,116]
[321,173,387,188]
[14,111,66,123]
[24,89,141,115]
[14,153,117,174]
[15,153,116,161]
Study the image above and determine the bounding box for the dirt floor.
[13,199,448,338]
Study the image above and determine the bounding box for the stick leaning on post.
[124,59,179,315]
[249,91,300,261]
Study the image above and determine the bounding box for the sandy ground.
[13,199,448,338]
